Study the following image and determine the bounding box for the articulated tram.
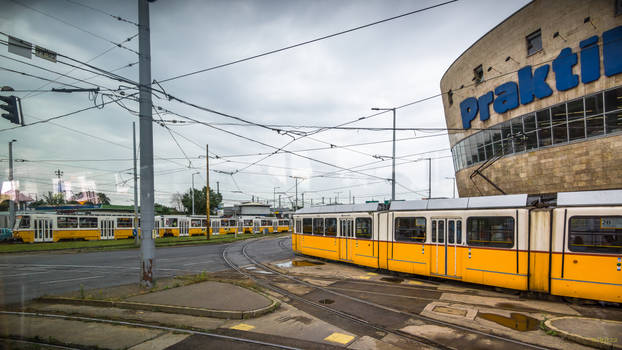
[11,213,290,243]
[292,189,622,303]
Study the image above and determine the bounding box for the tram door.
[253,220,260,234]
[34,218,53,242]
[339,219,354,261]
[100,219,115,240]
[273,220,278,233]
[180,219,189,237]
[431,218,462,277]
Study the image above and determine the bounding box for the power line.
[157,0,459,83]
[64,0,138,27]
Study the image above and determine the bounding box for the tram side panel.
[549,207,622,303]
[528,209,552,293]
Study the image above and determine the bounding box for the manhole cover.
[318,299,334,304]
[433,306,467,317]
[381,277,404,283]
[293,260,325,267]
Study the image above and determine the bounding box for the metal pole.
[132,122,139,245]
[8,140,15,229]
[301,193,304,208]
[216,181,219,195]
[191,173,195,216]
[138,0,155,288]
[349,190,352,204]
[278,194,281,208]
[428,157,432,199]
[295,178,298,210]
[391,108,396,201]
[206,144,210,240]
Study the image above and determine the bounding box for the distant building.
[442,0,622,196]
[235,202,271,216]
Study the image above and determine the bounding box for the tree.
[97,192,111,205]
[43,192,65,205]
[180,186,222,215]
[154,203,180,215]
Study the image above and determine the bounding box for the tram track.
[234,237,552,350]
[0,310,302,350]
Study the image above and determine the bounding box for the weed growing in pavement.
[79,284,85,299]
[539,317,558,336]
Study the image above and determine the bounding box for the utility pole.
[216,181,220,195]
[138,0,155,288]
[206,144,210,240]
[278,194,281,208]
[322,197,325,205]
[55,169,63,195]
[428,158,432,199]
[191,171,199,215]
[301,192,305,208]
[349,190,352,204]
[273,186,279,210]
[132,122,139,245]
[8,140,16,229]
[371,107,396,201]
[290,176,302,210]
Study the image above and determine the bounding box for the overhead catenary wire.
[64,0,139,27]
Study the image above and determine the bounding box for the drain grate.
[318,299,334,305]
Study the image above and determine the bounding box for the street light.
[191,171,200,215]
[8,139,17,229]
[371,107,396,201]
[445,177,456,198]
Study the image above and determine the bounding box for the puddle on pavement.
[478,312,539,331]
[381,277,404,283]
[318,299,334,304]
[275,260,325,268]
[495,302,539,313]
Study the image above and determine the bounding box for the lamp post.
[371,107,396,201]
[445,177,456,198]
[8,139,16,229]
[191,171,200,215]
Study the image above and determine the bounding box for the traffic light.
[0,95,23,125]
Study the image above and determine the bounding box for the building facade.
[441,0,622,197]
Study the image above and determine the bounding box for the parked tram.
[292,189,622,303]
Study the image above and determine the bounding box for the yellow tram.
[292,190,622,303]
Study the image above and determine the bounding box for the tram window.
[117,218,132,228]
[325,218,337,236]
[58,216,78,229]
[166,218,178,227]
[18,216,30,229]
[394,217,426,242]
[191,219,201,227]
[432,221,437,242]
[295,220,301,233]
[202,220,208,227]
[568,216,622,253]
[356,218,372,239]
[438,220,445,243]
[313,218,324,235]
[448,221,455,244]
[457,221,462,244]
[467,216,514,248]
[261,220,270,226]
[303,218,312,234]
[229,220,236,226]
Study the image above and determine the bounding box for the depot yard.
[0,232,288,254]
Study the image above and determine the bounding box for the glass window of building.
[355,217,372,239]
[467,216,514,248]
[551,103,568,144]
[567,98,586,141]
[526,29,542,56]
[313,218,324,235]
[616,0,622,16]
[537,109,552,147]
[395,217,426,242]
[585,93,604,137]
[473,64,483,83]
[569,216,622,253]
[523,114,538,150]
[605,87,622,134]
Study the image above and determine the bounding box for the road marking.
[357,276,370,280]
[366,272,378,276]
[324,332,354,344]
[407,281,423,285]
[40,275,104,284]
[0,271,49,278]
[230,323,255,331]
[0,263,191,272]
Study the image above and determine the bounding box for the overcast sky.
[0,0,531,208]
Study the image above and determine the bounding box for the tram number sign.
[600,217,622,229]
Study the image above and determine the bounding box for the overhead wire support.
[64,0,139,27]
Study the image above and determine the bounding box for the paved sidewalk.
[545,316,622,350]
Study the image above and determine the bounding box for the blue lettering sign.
[603,25,622,77]
[552,48,578,91]
[518,65,553,104]
[460,97,478,129]
[459,25,622,130]
[580,36,600,84]
[493,82,519,114]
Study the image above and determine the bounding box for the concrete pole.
[138,0,155,288]
[191,173,195,216]
[428,158,432,199]
[8,140,15,229]
[295,178,298,210]
[301,192,304,208]
[391,108,396,201]
[278,194,281,208]
[216,181,219,195]
[206,144,210,240]
[132,122,139,245]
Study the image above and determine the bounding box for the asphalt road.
[0,235,293,306]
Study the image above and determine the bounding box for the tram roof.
[390,194,529,211]
[295,203,380,214]
[557,189,622,206]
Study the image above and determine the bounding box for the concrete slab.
[347,335,404,350]
[0,313,164,349]
[126,281,272,311]
[220,301,357,346]
[128,333,190,350]
[440,292,580,315]
[545,316,622,350]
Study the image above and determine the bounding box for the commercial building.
[441,0,622,197]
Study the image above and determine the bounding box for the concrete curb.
[36,296,280,320]
[543,316,622,350]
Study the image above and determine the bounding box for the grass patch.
[0,232,289,254]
